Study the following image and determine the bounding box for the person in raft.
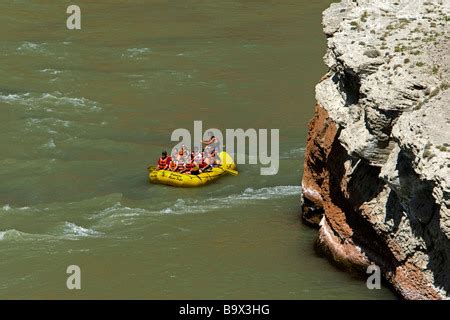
[211,147,221,163]
[168,157,178,171]
[201,131,219,152]
[178,146,191,173]
[184,150,197,174]
[156,151,171,170]
[156,145,220,174]
[166,146,186,173]
[181,147,200,175]
[198,147,220,173]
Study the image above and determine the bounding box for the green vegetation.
[436,145,448,152]
[363,49,381,58]
[350,21,360,30]
[404,58,410,64]
[432,65,439,74]
[399,18,410,28]
[424,36,437,43]
[361,11,368,23]
[394,45,404,53]
[416,61,425,67]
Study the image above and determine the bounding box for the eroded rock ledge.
[302,0,449,299]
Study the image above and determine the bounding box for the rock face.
[302,0,449,299]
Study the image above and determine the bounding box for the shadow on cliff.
[394,150,450,294]
[333,71,360,106]
[324,131,400,273]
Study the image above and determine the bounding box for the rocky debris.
[302,0,449,299]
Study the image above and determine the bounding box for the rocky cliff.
[301,0,449,299]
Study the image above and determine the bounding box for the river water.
[0,0,395,299]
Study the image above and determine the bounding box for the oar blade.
[223,168,238,176]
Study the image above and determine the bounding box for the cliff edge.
[302,0,449,299]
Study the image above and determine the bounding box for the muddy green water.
[0,0,395,299]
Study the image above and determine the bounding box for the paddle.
[220,166,238,176]
[147,165,156,172]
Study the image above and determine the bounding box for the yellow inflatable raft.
[149,151,237,187]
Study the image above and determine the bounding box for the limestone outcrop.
[302,0,449,299]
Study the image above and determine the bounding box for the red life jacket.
[186,161,195,170]
[158,156,171,167]
[199,153,207,168]
[178,161,186,170]
[169,160,177,169]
